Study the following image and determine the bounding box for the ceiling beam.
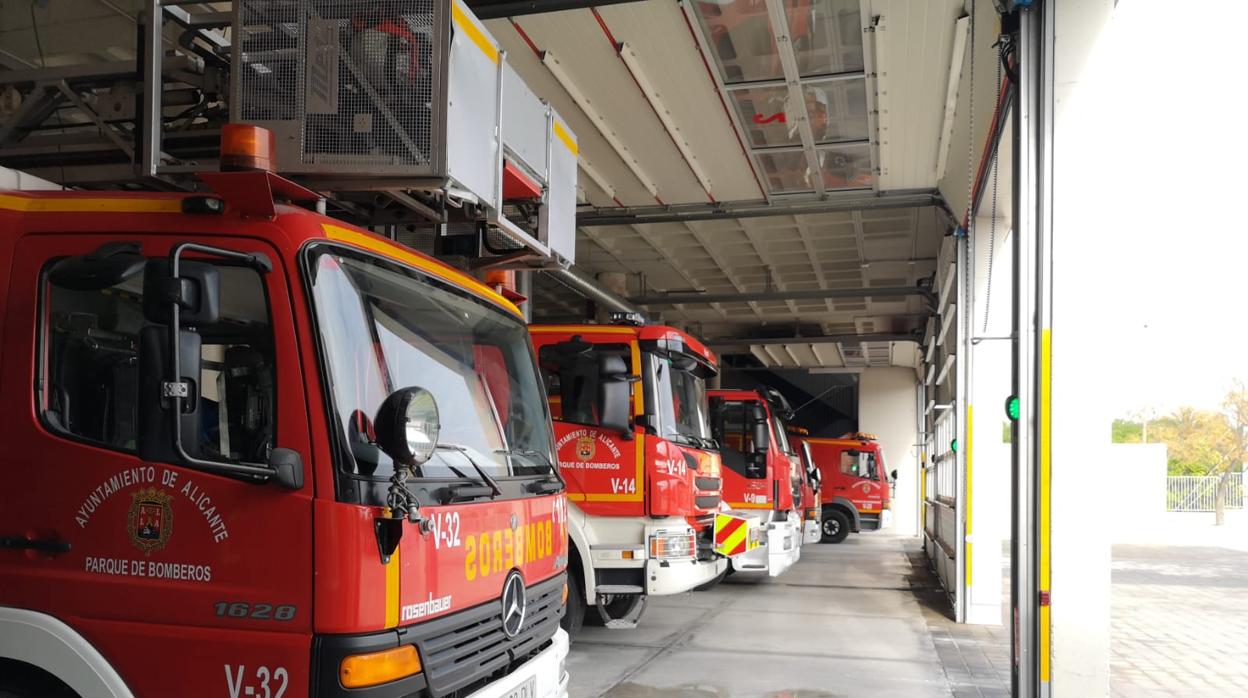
[630,285,934,306]
[467,0,646,20]
[707,332,919,349]
[577,189,942,226]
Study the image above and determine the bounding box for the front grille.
[695,476,720,491]
[405,574,564,697]
[695,495,721,509]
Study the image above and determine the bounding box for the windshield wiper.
[437,444,502,499]
[669,433,717,451]
[497,448,566,494]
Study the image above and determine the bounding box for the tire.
[561,568,586,639]
[693,567,728,592]
[821,508,851,544]
[0,673,77,698]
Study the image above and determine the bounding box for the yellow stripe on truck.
[385,543,400,629]
[321,224,521,319]
[0,193,183,214]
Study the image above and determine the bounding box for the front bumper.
[646,555,728,595]
[467,628,569,698]
[803,518,822,544]
[729,517,801,577]
[312,575,565,698]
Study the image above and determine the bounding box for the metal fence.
[1167,474,1247,512]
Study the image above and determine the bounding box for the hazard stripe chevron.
[714,514,749,557]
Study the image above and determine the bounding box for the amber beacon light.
[220,123,276,172]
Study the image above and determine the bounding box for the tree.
[1112,419,1143,444]
[1215,381,1248,525]
[1148,408,1235,477]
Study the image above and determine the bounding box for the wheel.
[693,567,728,591]
[821,508,851,544]
[0,671,77,698]
[561,568,586,639]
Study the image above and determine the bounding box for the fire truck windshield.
[770,411,794,455]
[308,248,554,482]
[647,354,713,448]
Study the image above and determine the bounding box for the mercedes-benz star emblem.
[501,571,527,639]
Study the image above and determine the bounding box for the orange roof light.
[339,645,422,689]
[220,123,276,173]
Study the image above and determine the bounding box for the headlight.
[648,530,696,560]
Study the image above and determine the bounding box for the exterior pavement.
[567,534,1010,698]
[1111,542,1248,696]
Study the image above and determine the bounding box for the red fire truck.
[528,320,729,635]
[787,429,824,545]
[805,434,896,543]
[0,147,570,696]
[708,388,804,577]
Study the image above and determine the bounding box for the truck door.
[537,340,643,517]
[711,399,772,509]
[0,234,314,698]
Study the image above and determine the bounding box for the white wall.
[859,367,920,536]
[1106,444,1168,539]
[0,166,61,190]
[1050,1,1118,694]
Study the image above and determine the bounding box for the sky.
[1053,0,1248,420]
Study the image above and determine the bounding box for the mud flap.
[713,512,763,558]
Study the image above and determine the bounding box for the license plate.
[504,675,537,698]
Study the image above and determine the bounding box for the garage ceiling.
[491,0,968,369]
[0,0,978,371]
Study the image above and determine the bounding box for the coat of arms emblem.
[128,487,173,555]
[576,435,596,461]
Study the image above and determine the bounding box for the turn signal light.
[220,123,276,173]
[340,645,422,689]
[562,582,569,605]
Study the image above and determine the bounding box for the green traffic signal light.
[1006,395,1020,421]
[951,438,958,453]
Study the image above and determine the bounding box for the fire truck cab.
[708,389,803,578]
[529,320,727,635]
[0,176,570,698]
[805,435,895,543]
[788,430,824,545]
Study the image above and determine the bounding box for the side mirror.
[269,448,305,490]
[598,354,633,439]
[374,387,441,469]
[890,469,898,482]
[142,259,221,326]
[750,404,770,453]
[138,325,202,463]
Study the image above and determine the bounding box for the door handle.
[0,535,72,555]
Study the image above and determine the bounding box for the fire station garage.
[2,1,1245,697]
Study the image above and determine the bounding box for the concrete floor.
[567,534,1010,698]
[1111,543,1248,696]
